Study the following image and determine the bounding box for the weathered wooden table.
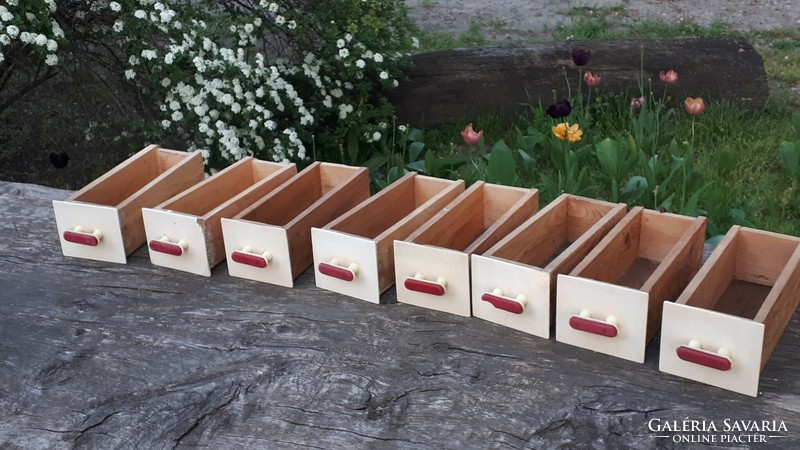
[1,181,798,449]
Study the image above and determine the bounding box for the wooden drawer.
[52,145,204,264]
[312,173,464,303]
[472,195,627,337]
[556,207,706,363]
[142,157,295,276]
[394,182,539,317]
[659,226,800,396]
[221,162,369,287]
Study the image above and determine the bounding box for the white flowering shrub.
[1,0,417,166]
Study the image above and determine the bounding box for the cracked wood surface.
[1,181,799,449]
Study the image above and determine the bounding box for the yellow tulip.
[552,122,583,142]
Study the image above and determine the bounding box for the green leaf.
[408,128,424,142]
[406,160,426,173]
[387,166,408,184]
[731,208,756,227]
[487,140,518,186]
[425,151,467,177]
[408,141,425,162]
[779,141,799,178]
[363,153,389,175]
[706,235,726,247]
[517,149,536,173]
[346,128,359,164]
[596,138,620,178]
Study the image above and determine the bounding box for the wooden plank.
[638,210,698,261]
[283,165,370,278]
[2,181,800,448]
[201,163,296,267]
[675,225,739,310]
[375,179,464,292]
[389,38,768,127]
[237,162,324,226]
[755,239,800,370]
[405,182,486,250]
[569,207,643,284]
[115,150,205,255]
[159,157,257,216]
[736,227,800,286]
[465,185,539,255]
[70,144,160,206]
[486,193,568,266]
[326,172,417,238]
[547,200,627,275]
[640,215,706,341]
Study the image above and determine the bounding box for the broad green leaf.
[706,235,726,247]
[487,140,518,186]
[517,149,536,173]
[596,138,620,178]
[363,153,389,174]
[408,141,425,162]
[406,160,426,173]
[408,128,424,142]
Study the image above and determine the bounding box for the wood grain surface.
[1,181,798,449]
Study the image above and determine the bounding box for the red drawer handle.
[318,259,358,282]
[404,273,447,296]
[568,311,619,338]
[63,226,103,246]
[231,247,272,268]
[481,289,526,314]
[677,341,732,371]
[148,236,187,256]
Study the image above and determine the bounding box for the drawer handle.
[318,258,358,282]
[404,273,447,296]
[148,235,188,256]
[481,289,527,314]
[231,247,273,268]
[568,310,619,338]
[676,340,732,371]
[63,226,103,246]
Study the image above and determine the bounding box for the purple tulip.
[546,100,572,119]
[571,48,591,66]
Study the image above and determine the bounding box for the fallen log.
[390,38,768,127]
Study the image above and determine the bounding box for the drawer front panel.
[660,302,765,397]
[471,255,551,338]
[556,275,649,363]
[53,201,126,264]
[143,208,210,276]
[312,228,380,303]
[221,218,293,287]
[394,241,471,317]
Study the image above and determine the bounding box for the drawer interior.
[328,174,457,239]
[681,227,799,320]
[161,158,279,216]
[239,163,363,227]
[71,146,187,207]
[572,208,696,289]
[407,182,533,252]
[490,195,617,269]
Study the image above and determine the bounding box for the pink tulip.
[583,71,602,87]
[659,70,679,85]
[461,123,484,145]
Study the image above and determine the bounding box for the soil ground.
[406,0,800,43]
